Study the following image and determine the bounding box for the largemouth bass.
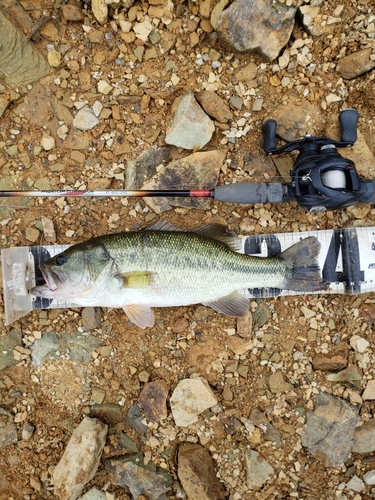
[31,222,328,328]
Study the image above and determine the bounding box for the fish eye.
[55,255,67,266]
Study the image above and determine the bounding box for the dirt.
[0,0,375,499]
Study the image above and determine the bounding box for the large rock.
[216,0,296,62]
[53,417,108,500]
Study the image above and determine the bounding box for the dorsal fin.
[192,224,241,252]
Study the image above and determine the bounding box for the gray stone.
[245,449,274,490]
[216,0,296,62]
[363,470,375,485]
[21,422,35,441]
[105,457,173,500]
[302,392,359,467]
[0,328,22,371]
[159,149,226,210]
[0,422,18,448]
[352,418,375,453]
[53,417,108,500]
[73,106,100,131]
[79,487,106,500]
[30,332,103,366]
[82,307,102,330]
[346,475,365,493]
[125,147,170,189]
[126,404,148,434]
[165,92,215,150]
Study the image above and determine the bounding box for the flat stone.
[159,149,226,210]
[268,371,293,394]
[104,457,173,500]
[40,133,55,150]
[73,106,100,131]
[138,379,168,422]
[79,487,106,500]
[352,418,375,453]
[363,470,375,485]
[302,392,359,467]
[165,91,215,150]
[245,449,274,490]
[0,328,22,371]
[25,226,40,243]
[312,344,348,371]
[178,444,227,499]
[362,380,375,400]
[90,404,125,426]
[53,417,108,500]
[326,366,362,383]
[336,48,375,80]
[195,90,233,123]
[90,388,106,405]
[0,422,18,448]
[170,377,218,427]
[236,311,253,338]
[346,475,365,493]
[126,404,148,434]
[30,332,103,366]
[125,147,170,189]
[61,4,84,21]
[82,307,102,330]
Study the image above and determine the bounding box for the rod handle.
[214,182,284,204]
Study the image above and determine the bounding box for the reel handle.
[339,108,358,144]
[261,119,277,153]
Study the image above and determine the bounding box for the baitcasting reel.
[262,109,375,212]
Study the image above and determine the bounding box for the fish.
[31,221,329,329]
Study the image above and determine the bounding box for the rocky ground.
[0,0,375,499]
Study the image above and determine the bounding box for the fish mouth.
[39,263,65,291]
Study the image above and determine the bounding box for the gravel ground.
[0,0,375,499]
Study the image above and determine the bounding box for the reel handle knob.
[339,108,358,144]
[262,119,277,152]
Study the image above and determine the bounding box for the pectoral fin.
[115,271,156,289]
[123,304,155,329]
[202,292,249,317]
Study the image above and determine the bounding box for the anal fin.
[202,292,249,317]
[123,304,155,329]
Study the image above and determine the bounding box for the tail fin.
[280,237,329,292]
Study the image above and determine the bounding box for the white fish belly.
[73,262,287,309]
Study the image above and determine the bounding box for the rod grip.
[213,182,284,204]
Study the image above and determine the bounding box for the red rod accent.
[189,190,213,198]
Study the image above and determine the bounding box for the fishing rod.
[3,109,375,212]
